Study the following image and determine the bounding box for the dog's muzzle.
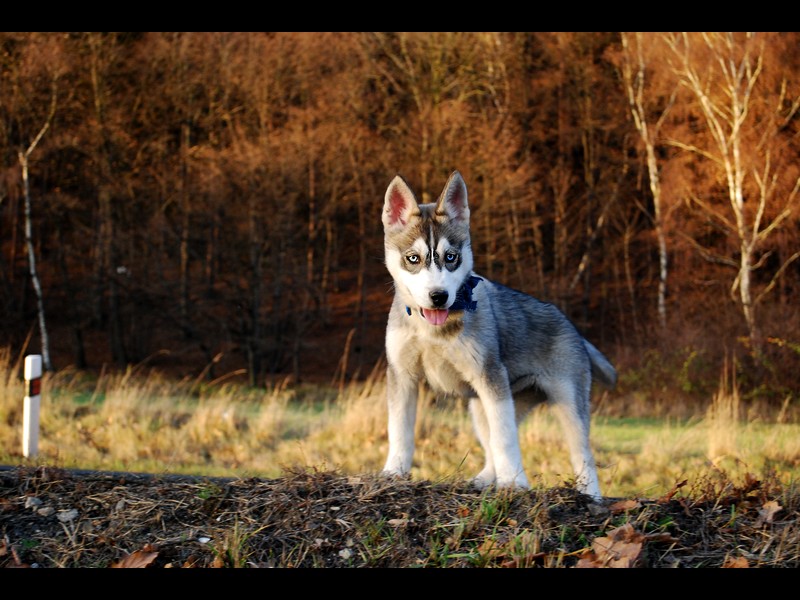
[405,276,482,326]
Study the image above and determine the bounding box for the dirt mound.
[1,465,796,568]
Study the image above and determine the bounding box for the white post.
[23,354,42,458]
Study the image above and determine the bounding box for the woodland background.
[1,32,799,402]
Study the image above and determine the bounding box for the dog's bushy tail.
[584,340,617,388]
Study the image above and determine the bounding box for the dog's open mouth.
[421,308,449,326]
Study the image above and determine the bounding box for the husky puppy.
[380,171,616,499]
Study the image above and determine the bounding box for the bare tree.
[19,76,58,372]
[618,32,677,329]
[663,32,800,354]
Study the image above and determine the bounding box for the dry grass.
[2,350,799,496]
[707,359,742,465]
[2,347,800,567]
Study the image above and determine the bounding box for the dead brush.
[3,465,798,568]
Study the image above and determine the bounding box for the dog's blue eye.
[445,252,457,263]
[406,254,420,264]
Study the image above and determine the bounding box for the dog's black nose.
[430,290,449,307]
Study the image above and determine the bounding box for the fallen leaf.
[609,499,641,514]
[111,549,159,568]
[605,523,641,542]
[587,523,645,568]
[575,551,601,568]
[722,556,749,568]
[182,555,200,568]
[657,480,688,504]
[476,537,499,556]
[755,500,782,527]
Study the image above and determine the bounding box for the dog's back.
[485,281,617,389]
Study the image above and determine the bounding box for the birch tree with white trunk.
[619,32,677,329]
[19,78,58,372]
[662,32,800,355]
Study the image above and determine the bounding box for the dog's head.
[382,171,474,326]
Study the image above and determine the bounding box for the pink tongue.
[422,308,449,326]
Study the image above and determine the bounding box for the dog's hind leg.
[382,367,419,477]
[546,378,602,500]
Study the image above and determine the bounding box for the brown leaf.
[574,550,602,568]
[609,499,641,514]
[476,537,499,556]
[111,549,159,568]
[755,500,782,527]
[722,556,749,568]
[607,523,642,542]
[657,480,688,504]
[589,523,645,568]
[182,555,200,568]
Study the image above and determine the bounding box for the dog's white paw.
[495,472,530,491]
[470,469,496,490]
[381,468,410,481]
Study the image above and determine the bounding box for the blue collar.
[405,275,483,316]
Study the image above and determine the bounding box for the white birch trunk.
[18,80,58,372]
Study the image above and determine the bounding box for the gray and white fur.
[381,170,616,500]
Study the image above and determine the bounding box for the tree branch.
[755,250,800,306]
[675,228,738,268]
[664,139,722,165]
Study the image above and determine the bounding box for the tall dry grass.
[706,358,741,465]
[1,347,798,499]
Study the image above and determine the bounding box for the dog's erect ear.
[383,175,420,230]
[435,171,470,224]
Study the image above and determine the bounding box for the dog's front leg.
[471,368,529,490]
[382,365,418,477]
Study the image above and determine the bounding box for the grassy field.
[2,346,800,568]
[1,347,798,501]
